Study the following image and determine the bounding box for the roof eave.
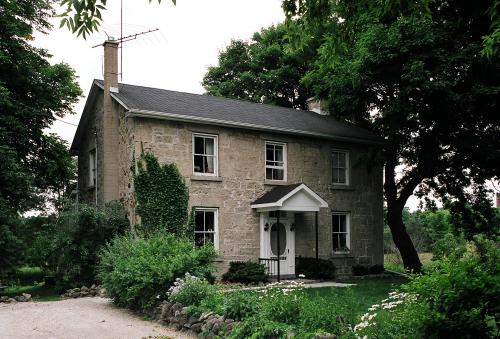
[126,109,385,145]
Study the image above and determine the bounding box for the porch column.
[315,211,319,263]
[276,211,281,282]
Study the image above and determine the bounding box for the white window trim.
[265,141,287,182]
[89,149,96,188]
[332,212,351,253]
[192,133,218,177]
[331,149,350,186]
[193,207,219,250]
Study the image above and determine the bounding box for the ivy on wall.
[134,153,189,236]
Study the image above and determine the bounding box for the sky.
[33,1,497,211]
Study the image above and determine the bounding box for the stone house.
[70,39,385,277]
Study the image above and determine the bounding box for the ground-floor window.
[194,208,219,249]
[332,212,350,252]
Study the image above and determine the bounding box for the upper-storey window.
[332,150,349,185]
[89,149,96,187]
[265,142,287,181]
[193,133,218,176]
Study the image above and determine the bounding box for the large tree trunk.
[384,157,423,273]
[386,204,422,272]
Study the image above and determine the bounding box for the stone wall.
[120,117,384,276]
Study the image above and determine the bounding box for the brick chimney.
[100,38,120,203]
[306,97,329,115]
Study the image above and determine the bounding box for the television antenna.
[92,0,159,80]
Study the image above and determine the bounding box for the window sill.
[264,180,288,186]
[329,184,354,191]
[190,175,223,182]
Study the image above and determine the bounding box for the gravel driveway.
[0,297,193,339]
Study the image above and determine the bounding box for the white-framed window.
[194,208,219,249]
[193,133,218,176]
[332,150,349,185]
[265,141,287,181]
[89,149,96,187]
[332,212,350,253]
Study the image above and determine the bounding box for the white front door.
[260,212,295,276]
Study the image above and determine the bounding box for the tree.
[284,0,500,271]
[0,0,81,214]
[59,0,176,38]
[203,24,312,109]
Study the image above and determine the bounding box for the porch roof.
[251,183,328,212]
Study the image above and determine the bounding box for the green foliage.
[230,319,292,339]
[14,216,57,269]
[134,153,189,236]
[97,232,217,310]
[203,23,311,109]
[0,220,24,279]
[52,202,128,290]
[222,291,259,321]
[167,273,216,308]
[295,257,336,279]
[58,0,176,39]
[222,261,268,285]
[406,236,500,338]
[1,1,81,213]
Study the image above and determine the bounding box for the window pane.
[333,168,339,183]
[332,152,339,168]
[275,146,283,162]
[194,155,204,173]
[338,169,346,183]
[195,233,205,247]
[194,136,204,154]
[338,152,346,167]
[273,168,284,181]
[332,215,340,232]
[206,233,214,245]
[333,234,340,251]
[339,233,347,249]
[339,215,346,232]
[205,212,214,232]
[266,168,273,180]
[266,146,274,162]
[204,156,214,174]
[270,223,286,256]
[204,137,214,155]
[195,211,204,232]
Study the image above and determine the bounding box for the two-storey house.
[70,39,385,277]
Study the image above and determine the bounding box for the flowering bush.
[167,273,216,307]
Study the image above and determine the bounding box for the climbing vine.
[134,153,189,236]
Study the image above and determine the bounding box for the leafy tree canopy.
[282,0,500,271]
[203,24,313,109]
[0,0,81,213]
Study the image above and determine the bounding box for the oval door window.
[270,223,286,256]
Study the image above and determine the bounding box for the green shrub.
[222,291,259,320]
[295,257,336,279]
[97,232,217,310]
[230,318,292,339]
[222,261,268,284]
[168,273,216,307]
[406,236,499,338]
[51,202,128,291]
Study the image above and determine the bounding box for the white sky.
[34,0,497,211]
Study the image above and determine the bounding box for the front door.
[260,212,295,276]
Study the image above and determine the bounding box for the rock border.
[0,293,32,303]
[61,284,104,299]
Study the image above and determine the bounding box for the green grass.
[384,252,434,273]
[304,276,408,319]
[2,282,61,301]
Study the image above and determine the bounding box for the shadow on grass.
[2,282,61,302]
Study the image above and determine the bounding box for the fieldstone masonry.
[109,117,384,276]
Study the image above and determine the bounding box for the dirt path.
[0,297,193,339]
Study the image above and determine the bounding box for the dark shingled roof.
[93,80,383,144]
[252,183,303,205]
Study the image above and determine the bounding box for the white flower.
[298,274,306,278]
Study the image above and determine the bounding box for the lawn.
[384,252,433,273]
[303,275,408,321]
[1,266,60,301]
